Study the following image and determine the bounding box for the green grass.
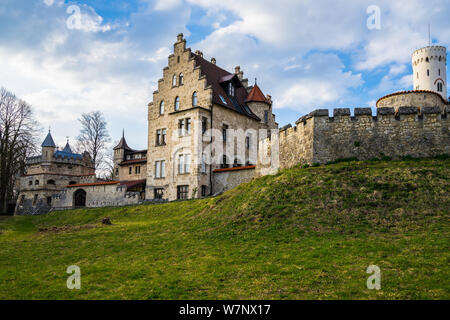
[0,157,449,299]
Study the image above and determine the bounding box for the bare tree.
[0,88,39,213]
[76,111,111,172]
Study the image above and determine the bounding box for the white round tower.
[412,46,447,101]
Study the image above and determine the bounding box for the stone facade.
[257,106,450,174]
[376,91,448,113]
[145,34,277,201]
[213,166,256,195]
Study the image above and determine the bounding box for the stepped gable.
[192,53,260,120]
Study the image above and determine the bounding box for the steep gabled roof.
[192,53,260,120]
[246,84,271,104]
[41,131,56,148]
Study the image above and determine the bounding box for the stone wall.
[213,166,255,195]
[258,106,450,173]
[376,91,447,112]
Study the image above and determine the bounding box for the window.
[33,194,38,206]
[427,69,430,77]
[178,119,185,136]
[222,124,229,142]
[156,129,161,145]
[162,129,166,144]
[69,181,77,185]
[228,83,235,96]
[437,82,443,92]
[129,167,132,175]
[154,188,164,200]
[192,92,198,106]
[172,75,177,86]
[115,168,119,176]
[175,97,180,111]
[156,129,166,145]
[221,155,228,168]
[159,101,164,115]
[202,117,207,134]
[46,196,52,206]
[178,154,190,174]
[29,180,33,186]
[177,56,180,63]
[135,166,141,174]
[35,180,39,185]
[246,135,251,150]
[219,95,227,105]
[186,118,191,135]
[47,180,55,185]
[201,185,207,197]
[155,160,166,178]
[179,73,184,85]
[264,111,269,124]
[201,153,206,173]
[177,185,189,200]
[426,57,429,62]
[233,158,241,167]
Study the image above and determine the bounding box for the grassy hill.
[0,157,449,299]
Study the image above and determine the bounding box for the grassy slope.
[0,157,449,300]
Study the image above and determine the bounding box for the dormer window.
[219,95,227,105]
[228,83,235,96]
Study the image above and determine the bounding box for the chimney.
[195,50,203,57]
[242,78,249,91]
[266,94,272,104]
[177,33,184,42]
[235,66,244,80]
[211,57,216,65]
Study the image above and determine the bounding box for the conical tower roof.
[41,131,56,148]
[113,130,133,151]
[62,140,73,153]
[246,84,271,104]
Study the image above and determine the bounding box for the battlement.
[257,106,450,174]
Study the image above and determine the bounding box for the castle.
[14,36,449,215]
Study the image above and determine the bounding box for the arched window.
[192,92,198,106]
[172,75,177,86]
[159,101,164,115]
[47,180,55,185]
[439,56,442,61]
[179,73,184,85]
[437,82,443,92]
[175,97,180,111]
[426,57,429,62]
[35,180,39,185]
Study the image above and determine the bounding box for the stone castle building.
[15,131,96,215]
[145,34,277,201]
[14,39,449,214]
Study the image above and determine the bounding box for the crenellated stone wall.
[257,106,450,174]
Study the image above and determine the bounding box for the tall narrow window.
[161,160,166,178]
[178,119,185,136]
[179,73,184,85]
[156,129,161,145]
[201,153,206,173]
[228,83,234,96]
[178,154,185,174]
[264,111,269,124]
[186,118,191,135]
[439,69,441,76]
[185,154,191,173]
[172,75,177,86]
[159,101,164,115]
[192,92,198,106]
[222,124,228,142]
[162,129,167,144]
[129,167,132,175]
[427,69,430,77]
[202,117,207,134]
[437,82,443,92]
[155,161,161,178]
[175,97,180,111]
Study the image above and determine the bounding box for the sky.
[0,0,449,150]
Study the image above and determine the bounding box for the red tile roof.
[246,84,270,104]
[119,158,147,166]
[377,90,448,105]
[66,181,119,188]
[213,165,256,173]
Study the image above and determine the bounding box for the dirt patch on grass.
[38,224,98,234]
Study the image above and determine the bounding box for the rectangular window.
[246,135,251,150]
[178,154,184,174]
[156,129,161,145]
[223,124,228,142]
[202,117,207,134]
[154,188,164,200]
[201,153,206,173]
[186,118,191,135]
[178,119,185,136]
[135,166,140,174]
[115,168,119,176]
[264,111,269,124]
[185,154,191,173]
[155,161,161,178]
[177,185,189,200]
[201,185,207,197]
[162,129,166,144]
[221,155,228,168]
[129,167,132,175]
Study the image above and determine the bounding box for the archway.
[73,189,87,207]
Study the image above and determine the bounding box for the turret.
[246,82,273,126]
[412,46,447,101]
[113,130,132,179]
[41,130,56,161]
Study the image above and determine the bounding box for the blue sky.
[0,0,449,150]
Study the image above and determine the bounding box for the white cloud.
[154,0,182,11]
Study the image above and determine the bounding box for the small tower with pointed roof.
[245,81,276,129]
[113,130,133,180]
[41,130,56,161]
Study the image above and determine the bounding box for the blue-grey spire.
[62,139,72,153]
[41,130,56,148]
